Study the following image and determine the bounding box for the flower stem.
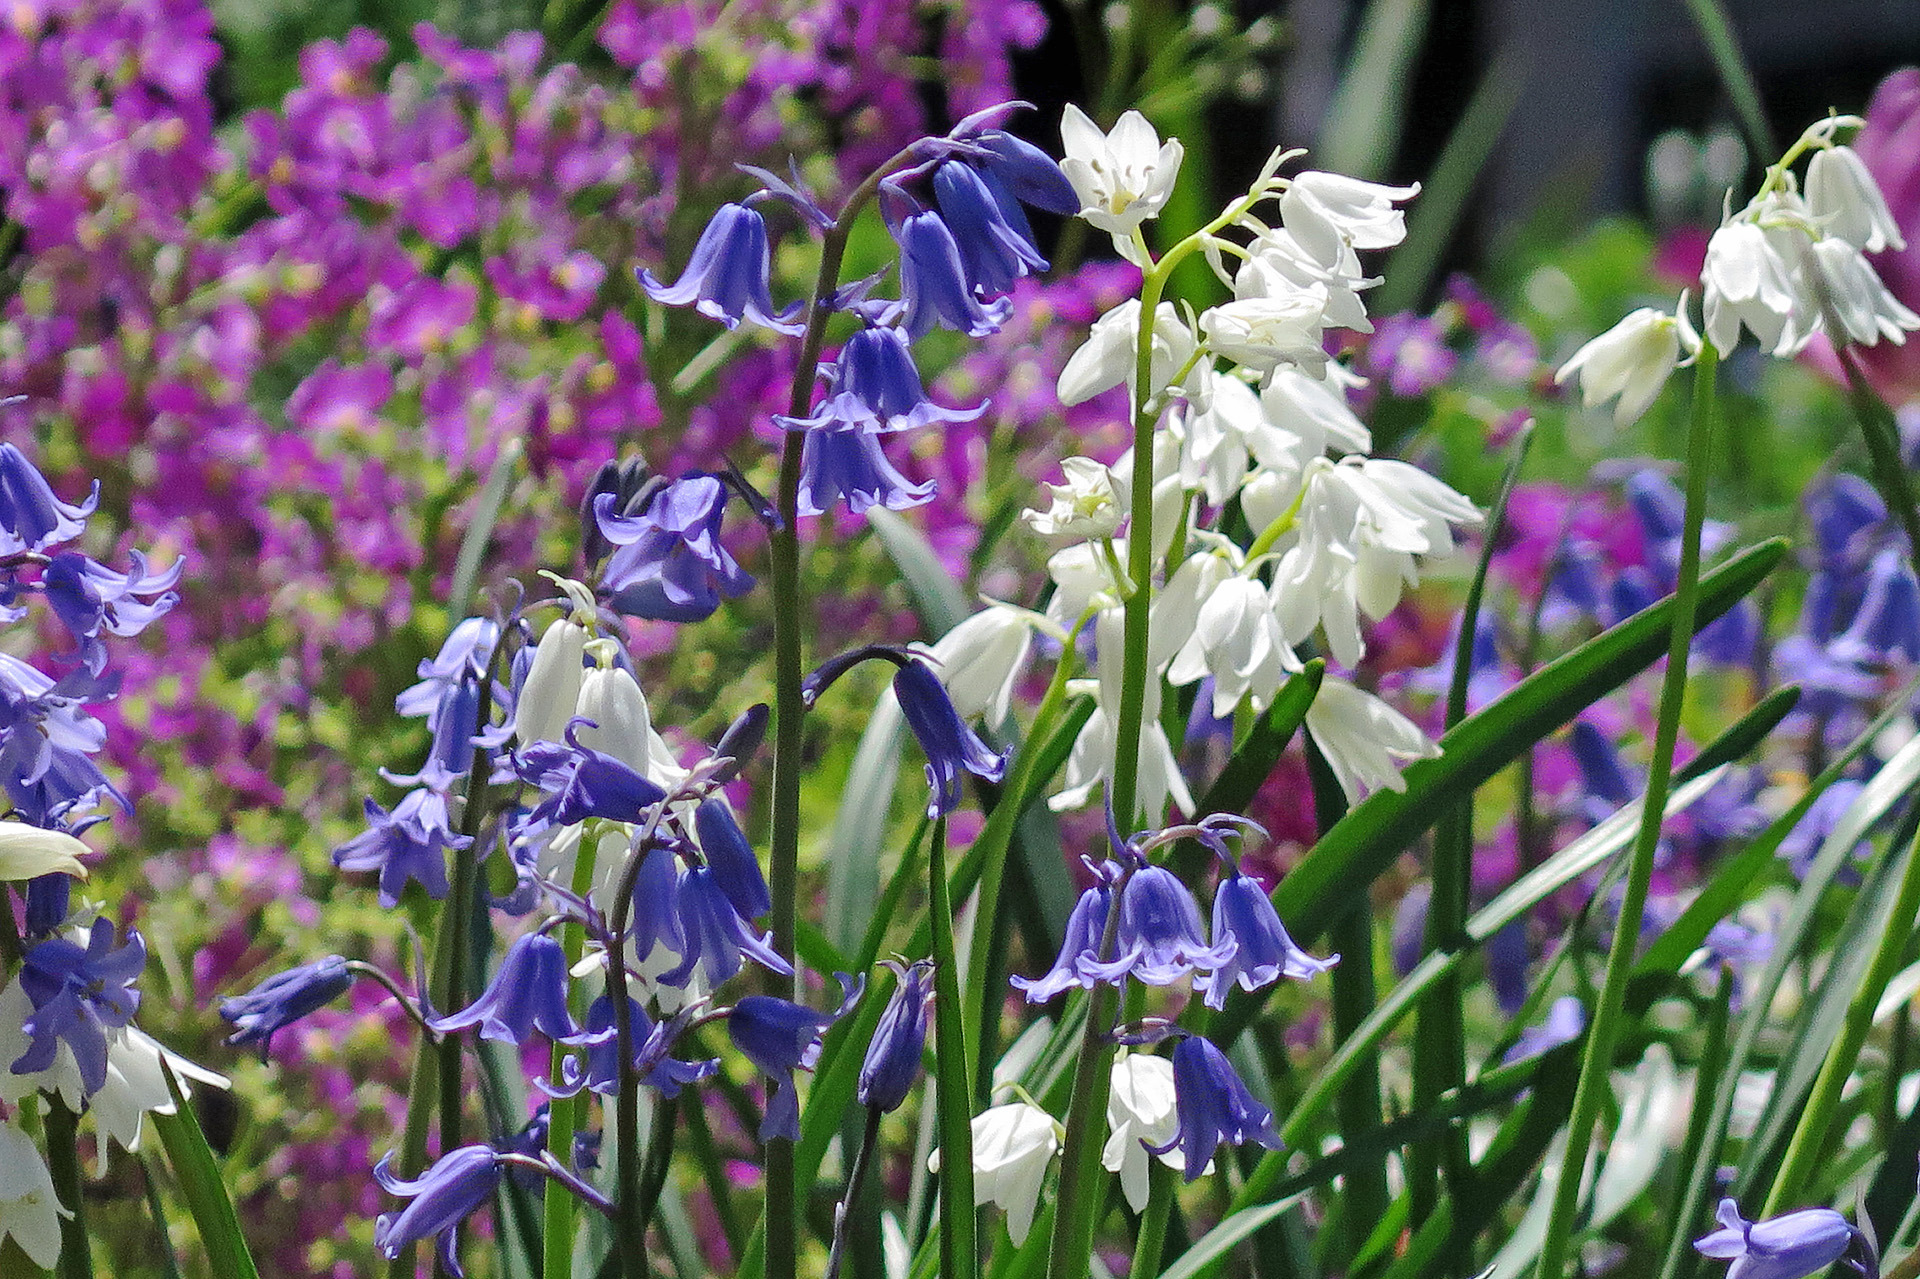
[45,1097,92,1279]
[1129,1162,1178,1279]
[543,829,602,1279]
[927,815,977,1279]
[1532,340,1719,1279]
[825,1108,885,1279]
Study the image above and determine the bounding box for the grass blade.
[153,1059,261,1279]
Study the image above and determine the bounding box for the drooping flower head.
[12,917,146,1095]
[1150,1034,1284,1182]
[1196,871,1336,1010]
[0,444,97,557]
[332,787,471,908]
[638,202,803,334]
[857,959,934,1113]
[728,975,862,1140]
[776,325,986,436]
[594,478,754,623]
[1693,1199,1875,1279]
[373,1145,503,1278]
[219,956,355,1061]
[430,932,583,1046]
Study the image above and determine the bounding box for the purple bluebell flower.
[393,617,500,785]
[594,478,754,622]
[373,1144,502,1278]
[332,787,471,908]
[694,798,770,920]
[1547,540,1609,622]
[891,209,1010,339]
[0,443,97,556]
[1779,778,1872,879]
[795,425,936,519]
[1486,919,1529,1016]
[0,651,125,829]
[40,550,180,643]
[969,130,1080,216]
[1807,474,1885,570]
[858,959,934,1112]
[1011,860,1120,1002]
[627,843,686,961]
[638,203,803,334]
[550,995,718,1099]
[1832,548,1920,663]
[1502,995,1586,1065]
[1390,882,1431,979]
[515,724,668,831]
[777,325,986,435]
[1150,1034,1284,1181]
[1569,720,1637,824]
[1694,1199,1874,1279]
[933,160,1048,296]
[23,872,69,938]
[219,955,354,1061]
[892,659,1010,816]
[579,456,653,567]
[431,932,582,1045]
[1195,872,1335,1009]
[660,864,794,990]
[728,975,862,1141]
[12,917,145,1094]
[1086,861,1234,988]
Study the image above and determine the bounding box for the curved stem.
[1532,341,1720,1279]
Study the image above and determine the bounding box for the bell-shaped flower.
[1804,235,1920,346]
[1304,676,1441,805]
[1059,104,1183,262]
[596,477,754,623]
[1693,1198,1869,1279]
[516,608,590,749]
[1501,995,1586,1065]
[1195,872,1336,1009]
[41,550,180,643]
[638,203,803,334]
[694,798,771,920]
[893,659,1011,817]
[555,994,718,1099]
[1150,1034,1284,1181]
[219,955,354,1060]
[778,326,986,435]
[0,821,88,882]
[660,864,794,991]
[570,651,655,774]
[626,843,686,961]
[1103,1052,1186,1211]
[1057,298,1200,408]
[794,425,936,518]
[0,444,96,556]
[1086,861,1233,987]
[88,1027,229,1159]
[515,725,669,831]
[1240,225,1380,333]
[1012,861,1120,1002]
[728,975,861,1140]
[858,959,935,1112]
[971,130,1081,216]
[1278,171,1419,267]
[373,1145,503,1278]
[1556,307,1690,425]
[925,607,1034,725]
[1200,291,1330,374]
[1807,144,1905,253]
[431,932,583,1045]
[956,1101,1062,1246]
[892,210,1011,339]
[0,1119,62,1268]
[1831,547,1920,663]
[934,160,1048,296]
[12,917,145,1095]
[1703,220,1802,354]
[1167,572,1292,719]
[1260,365,1373,457]
[1023,456,1123,539]
[0,654,125,831]
[332,787,471,908]
[395,618,499,785]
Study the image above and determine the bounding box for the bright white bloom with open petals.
[1804,236,1920,346]
[953,1102,1062,1247]
[1200,291,1330,374]
[1025,456,1124,539]
[1702,221,1802,355]
[90,1027,231,1158]
[1269,499,1365,666]
[1279,171,1420,267]
[1556,308,1692,425]
[0,1119,63,1269]
[1239,226,1379,333]
[1103,1053,1189,1212]
[1306,676,1441,803]
[1059,104,1184,259]
[1057,300,1200,408]
[1807,145,1905,253]
[1177,374,1264,506]
[926,607,1035,725]
[0,821,89,882]
[1260,366,1373,457]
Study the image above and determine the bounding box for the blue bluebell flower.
[639,203,803,334]
[23,872,70,938]
[694,798,771,920]
[795,425,936,519]
[1833,548,1920,663]
[1150,1034,1284,1181]
[0,444,97,556]
[220,955,354,1061]
[373,1145,502,1278]
[1806,473,1885,571]
[628,843,686,962]
[332,787,471,908]
[1086,861,1233,988]
[858,959,934,1112]
[1011,860,1120,1003]
[431,932,582,1045]
[1485,919,1529,1016]
[729,975,862,1141]
[660,864,794,990]
[1569,720,1636,825]
[1501,995,1586,1065]
[549,995,718,1099]
[777,325,986,435]
[515,724,668,831]
[1694,1199,1874,1279]
[12,917,145,1093]
[933,160,1048,297]
[891,210,1010,339]
[594,478,754,622]
[969,129,1080,216]
[892,659,1009,816]
[41,550,179,645]
[1778,778,1871,879]
[0,652,125,830]
[1195,872,1335,1009]
[393,617,500,786]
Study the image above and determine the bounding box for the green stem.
[1533,341,1720,1279]
[927,816,977,1279]
[45,1098,91,1279]
[544,828,603,1279]
[1764,817,1920,1214]
[1129,1162,1178,1279]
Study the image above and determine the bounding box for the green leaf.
[824,693,904,956]
[153,1059,261,1279]
[1316,0,1432,179]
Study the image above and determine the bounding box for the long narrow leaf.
[153,1059,261,1279]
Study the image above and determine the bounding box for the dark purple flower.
[1150,1034,1284,1181]
[595,478,754,622]
[660,865,794,991]
[1832,548,1920,663]
[12,917,145,1094]
[1486,918,1529,1016]
[431,932,582,1045]
[550,995,718,1099]
[638,203,802,334]
[892,659,1009,816]
[1086,862,1233,988]
[1194,873,1335,1009]
[795,426,936,519]
[728,975,861,1140]
[777,326,986,435]
[1806,474,1885,571]
[0,443,96,556]
[40,550,180,643]
[694,798,770,920]
[219,955,354,1061]
[0,652,126,829]
[515,724,669,831]
[1012,861,1119,1002]
[627,844,685,962]
[332,787,472,908]
[373,1145,503,1278]
[933,160,1047,297]
[858,959,934,1112]
[392,617,500,786]
[891,210,1010,339]
[1694,1199,1872,1279]
[969,130,1079,216]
